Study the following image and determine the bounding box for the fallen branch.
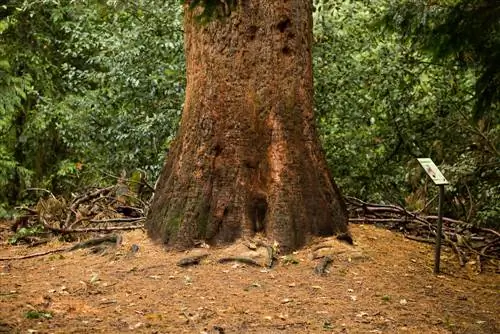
[0,249,65,261]
[480,228,500,239]
[0,235,122,261]
[42,220,144,234]
[346,196,499,268]
[88,217,143,224]
[404,235,434,244]
[444,234,465,267]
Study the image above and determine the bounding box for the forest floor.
[0,222,498,334]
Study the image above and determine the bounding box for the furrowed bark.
[146,0,348,252]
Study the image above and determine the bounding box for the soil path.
[0,224,498,333]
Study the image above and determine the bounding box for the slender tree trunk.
[146,0,348,252]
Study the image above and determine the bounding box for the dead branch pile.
[13,179,148,244]
[346,196,499,270]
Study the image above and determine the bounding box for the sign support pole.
[417,158,448,274]
[434,184,444,274]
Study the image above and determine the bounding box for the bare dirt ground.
[1,222,498,334]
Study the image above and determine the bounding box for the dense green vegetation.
[1,0,498,227]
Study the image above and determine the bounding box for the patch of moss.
[196,201,211,238]
[166,214,183,236]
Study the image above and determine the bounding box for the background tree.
[146,0,349,251]
[0,0,184,215]
[383,0,499,225]
[1,0,497,229]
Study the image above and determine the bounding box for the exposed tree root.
[218,257,263,267]
[177,254,209,267]
[5,187,499,272]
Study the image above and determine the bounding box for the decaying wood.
[41,218,144,233]
[314,256,333,275]
[12,180,148,241]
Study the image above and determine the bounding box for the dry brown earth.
[1,223,498,333]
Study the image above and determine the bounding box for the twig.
[419,194,439,213]
[481,239,499,256]
[444,234,465,267]
[480,228,500,239]
[0,249,65,261]
[464,183,474,222]
[67,234,121,251]
[15,206,38,215]
[71,186,114,207]
[404,235,434,244]
[26,188,56,199]
[424,215,467,225]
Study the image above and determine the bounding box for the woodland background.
[0,0,498,228]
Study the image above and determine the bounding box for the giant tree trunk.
[146,0,348,252]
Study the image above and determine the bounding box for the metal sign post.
[417,158,449,274]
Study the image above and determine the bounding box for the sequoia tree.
[146,0,349,252]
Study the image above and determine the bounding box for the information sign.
[417,158,449,185]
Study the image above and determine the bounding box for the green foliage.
[8,224,44,245]
[183,0,237,22]
[313,0,499,226]
[383,0,500,120]
[24,310,53,319]
[53,0,185,178]
[0,0,184,202]
[0,0,497,229]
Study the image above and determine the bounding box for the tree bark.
[146,0,348,252]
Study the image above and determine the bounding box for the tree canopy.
[384,0,500,119]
